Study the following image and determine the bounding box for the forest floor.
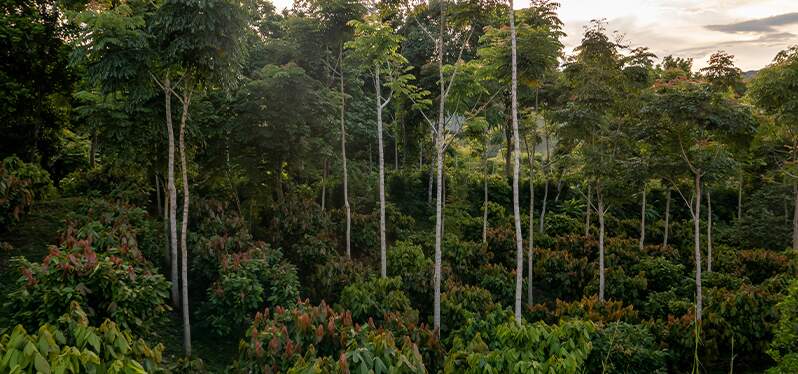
[0,198,236,371]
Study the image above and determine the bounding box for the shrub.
[586,322,667,374]
[585,267,648,307]
[474,263,515,307]
[0,156,54,228]
[736,249,789,284]
[60,164,149,205]
[3,241,170,335]
[203,243,299,336]
[0,302,165,373]
[444,316,594,373]
[768,279,798,373]
[534,248,593,302]
[443,237,492,285]
[61,199,163,268]
[550,296,639,324]
[388,241,433,310]
[641,290,691,319]
[440,285,498,343]
[232,301,434,373]
[307,256,369,304]
[633,256,688,293]
[337,277,418,324]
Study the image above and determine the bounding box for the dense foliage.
[2,0,798,372]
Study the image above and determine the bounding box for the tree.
[644,78,755,321]
[508,0,522,323]
[700,50,743,96]
[557,20,627,302]
[348,13,426,278]
[73,0,247,355]
[748,46,798,250]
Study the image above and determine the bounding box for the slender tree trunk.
[706,188,712,272]
[375,66,387,278]
[164,77,179,307]
[433,5,446,335]
[585,184,591,237]
[178,87,192,356]
[597,183,605,302]
[694,172,703,322]
[664,188,671,247]
[509,0,523,323]
[339,46,351,259]
[162,176,170,266]
[554,175,563,202]
[639,185,646,250]
[428,130,434,205]
[504,124,512,178]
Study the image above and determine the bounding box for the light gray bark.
[509,0,523,323]
[164,76,178,307]
[339,46,351,259]
[178,86,192,356]
[375,66,387,278]
[433,5,446,334]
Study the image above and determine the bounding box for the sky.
[271,0,798,71]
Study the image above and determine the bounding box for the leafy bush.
[203,243,299,336]
[474,263,515,307]
[736,249,789,284]
[60,164,149,205]
[337,277,418,324]
[586,322,667,374]
[768,279,798,373]
[443,237,492,285]
[444,316,594,373]
[534,248,593,302]
[0,302,164,373]
[0,156,54,228]
[61,199,164,268]
[307,256,369,304]
[388,241,433,310]
[3,241,170,335]
[441,285,499,342]
[233,301,433,373]
[549,296,639,324]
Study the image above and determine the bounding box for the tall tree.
[749,46,798,250]
[645,78,756,321]
[348,13,425,277]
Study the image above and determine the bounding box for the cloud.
[676,32,796,59]
[706,12,798,33]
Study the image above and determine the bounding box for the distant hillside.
[743,70,759,80]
